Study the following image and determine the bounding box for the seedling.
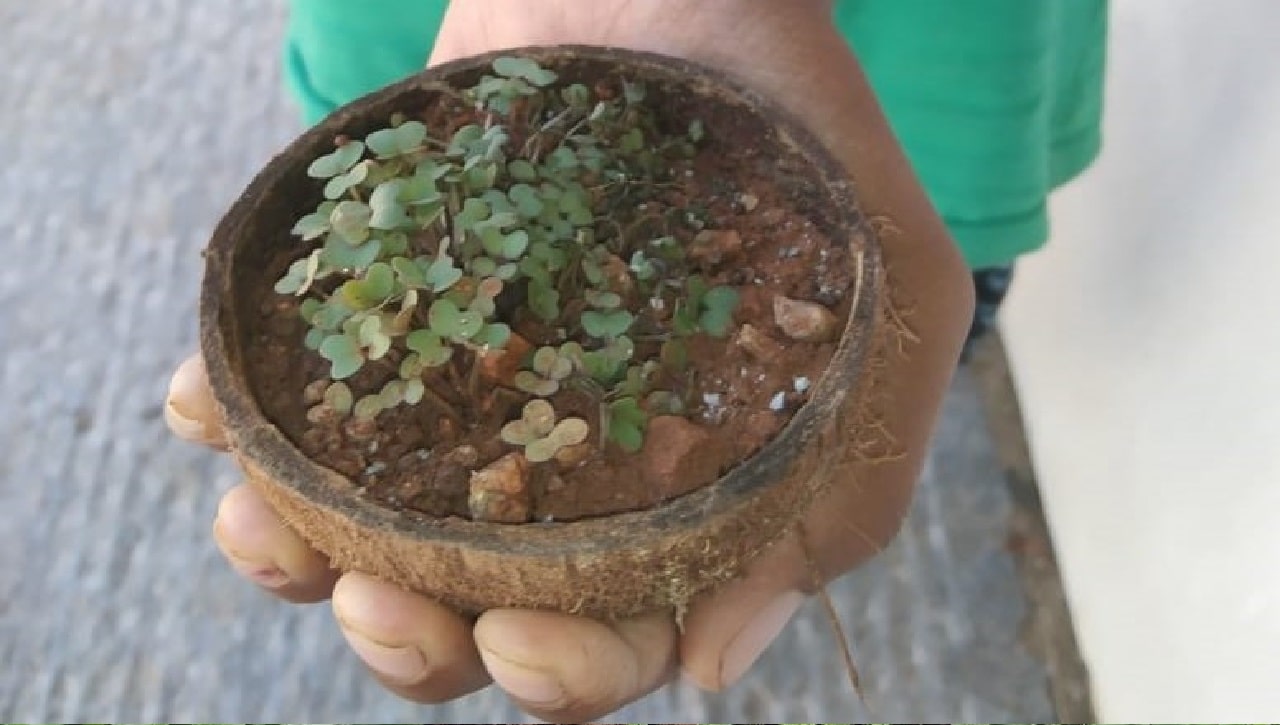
[500,400,590,463]
[278,55,742,456]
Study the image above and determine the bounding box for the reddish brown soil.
[246,88,853,524]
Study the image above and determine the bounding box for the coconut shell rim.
[199,44,882,558]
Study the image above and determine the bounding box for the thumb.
[165,353,228,449]
[677,534,809,692]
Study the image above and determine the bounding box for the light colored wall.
[1002,0,1280,720]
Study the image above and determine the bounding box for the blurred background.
[1,0,1276,722]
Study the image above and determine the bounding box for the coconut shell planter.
[200,46,884,620]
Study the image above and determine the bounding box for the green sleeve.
[283,0,1106,269]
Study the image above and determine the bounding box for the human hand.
[168,0,972,720]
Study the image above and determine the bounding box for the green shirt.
[283,0,1106,269]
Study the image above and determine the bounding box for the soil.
[244,76,854,524]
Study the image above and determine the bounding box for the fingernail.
[225,552,291,589]
[341,628,430,685]
[720,591,804,687]
[479,647,566,706]
[165,398,213,442]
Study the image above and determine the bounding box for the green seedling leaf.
[323,381,354,414]
[358,315,391,360]
[508,159,539,183]
[323,160,371,199]
[304,327,326,351]
[629,251,657,281]
[529,280,560,322]
[353,394,384,421]
[470,256,497,278]
[672,299,699,337]
[447,124,484,156]
[330,200,373,244]
[299,298,322,323]
[606,397,647,452]
[292,201,337,240]
[474,322,511,349]
[322,233,381,270]
[522,399,557,436]
[422,254,463,293]
[532,347,558,376]
[405,329,453,367]
[274,250,323,295]
[619,128,644,154]
[508,183,544,218]
[623,80,646,105]
[584,290,622,310]
[699,285,740,337]
[500,230,529,260]
[379,230,409,256]
[339,262,395,310]
[399,352,425,379]
[453,197,491,231]
[366,120,428,158]
[465,160,498,192]
[548,418,589,447]
[310,298,355,332]
[581,309,634,339]
[495,262,520,280]
[492,56,558,87]
[525,438,560,463]
[500,419,540,446]
[403,378,426,405]
[561,83,591,108]
[513,371,559,397]
[415,158,452,181]
[392,256,427,289]
[378,379,407,408]
[307,141,365,179]
[429,298,484,340]
[368,180,412,229]
[688,119,706,143]
[319,334,364,379]
[398,174,442,206]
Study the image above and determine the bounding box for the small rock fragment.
[759,207,787,226]
[773,295,840,342]
[733,324,784,363]
[477,332,534,385]
[343,416,378,442]
[303,379,329,406]
[468,452,531,523]
[689,229,743,267]
[601,253,635,297]
[444,444,480,468]
[769,391,788,412]
[306,403,339,426]
[641,416,722,499]
[554,441,595,471]
[738,192,760,212]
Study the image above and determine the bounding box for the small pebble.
[793,376,811,393]
[769,392,788,412]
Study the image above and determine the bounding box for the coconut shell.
[200,46,884,620]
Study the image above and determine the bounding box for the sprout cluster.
[280,56,739,454]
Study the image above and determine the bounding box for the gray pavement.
[0,1,1058,721]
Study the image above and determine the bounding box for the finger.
[474,609,675,721]
[213,483,338,603]
[681,459,915,691]
[165,354,228,450]
[332,572,491,703]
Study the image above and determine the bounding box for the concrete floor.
[0,1,1065,721]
